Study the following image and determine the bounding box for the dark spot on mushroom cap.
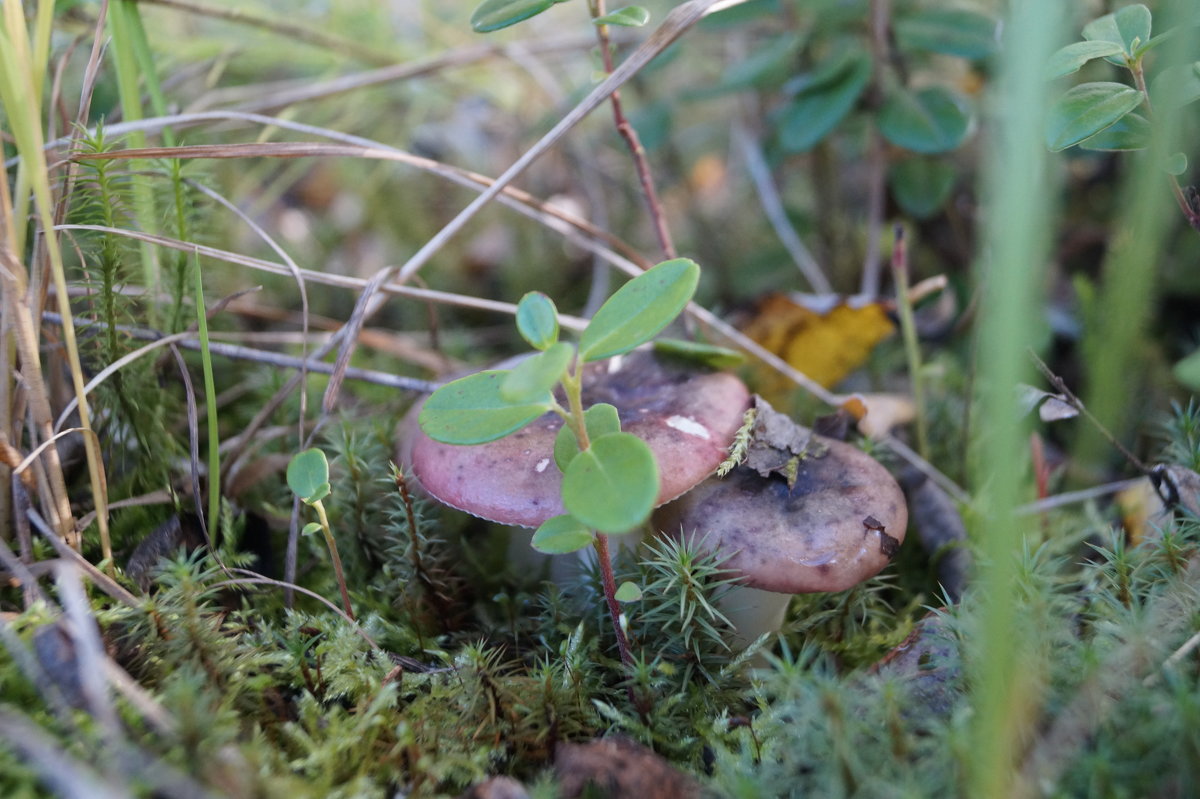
[401,351,751,528]
[654,433,908,593]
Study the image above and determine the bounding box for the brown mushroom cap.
[654,433,908,593]
[402,350,752,528]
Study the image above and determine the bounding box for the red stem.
[591,1,678,260]
[1131,61,1200,232]
[593,533,643,711]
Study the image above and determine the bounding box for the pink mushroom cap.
[404,350,752,528]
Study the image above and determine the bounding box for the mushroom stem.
[715,584,791,651]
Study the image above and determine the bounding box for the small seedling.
[419,258,722,672]
[287,447,355,620]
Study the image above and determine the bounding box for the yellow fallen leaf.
[740,293,896,395]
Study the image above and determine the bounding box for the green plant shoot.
[288,447,354,620]
[418,257,700,680]
[418,257,700,550]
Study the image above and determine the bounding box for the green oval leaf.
[287,448,329,501]
[531,514,595,554]
[878,86,971,154]
[1045,41,1125,80]
[500,342,574,403]
[419,371,552,445]
[470,0,556,32]
[579,258,700,363]
[894,9,998,60]
[1082,4,1151,63]
[1165,152,1188,176]
[719,34,803,92]
[593,5,649,27]
[554,403,622,472]
[614,581,643,602]
[562,432,658,533]
[653,338,745,369]
[1150,62,1200,110]
[301,522,323,536]
[1045,82,1142,151]
[777,51,871,153]
[1078,112,1150,151]
[888,157,957,219]
[516,292,559,351]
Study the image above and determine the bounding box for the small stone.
[457,776,530,799]
[555,737,700,799]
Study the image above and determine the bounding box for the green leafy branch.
[1045,3,1200,230]
[418,258,708,678]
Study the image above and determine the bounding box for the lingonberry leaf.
[1045,82,1142,151]
[553,403,622,472]
[593,5,649,27]
[777,50,871,152]
[879,86,971,154]
[420,371,552,445]
[500,342,574,403]
[1045,41,1124,80]
[1078,112,1151,151]
[894,9,998,60]
[470,0,556,33]
[515,291,560,351]
[532,514,595,554]
[562,432,658,533]
[579,259,700,362]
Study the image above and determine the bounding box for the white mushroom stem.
[715,584,792,651]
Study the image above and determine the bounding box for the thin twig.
[734,123,831,293]
[589,0,676,260]
[27,507,141,608]
[1014,477,1143,516]
[193,33,626,115]
[0,532,48,607]
[132,0,397,66]
[1029,350,1150,473]
[42,312,439,402]
[53,226,588,327]
[54,563,121,736]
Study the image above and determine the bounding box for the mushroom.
[400,350,752,563]
[653,396,908,648]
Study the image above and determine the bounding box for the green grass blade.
[193,254,221,537]
[969,2,1066,796]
